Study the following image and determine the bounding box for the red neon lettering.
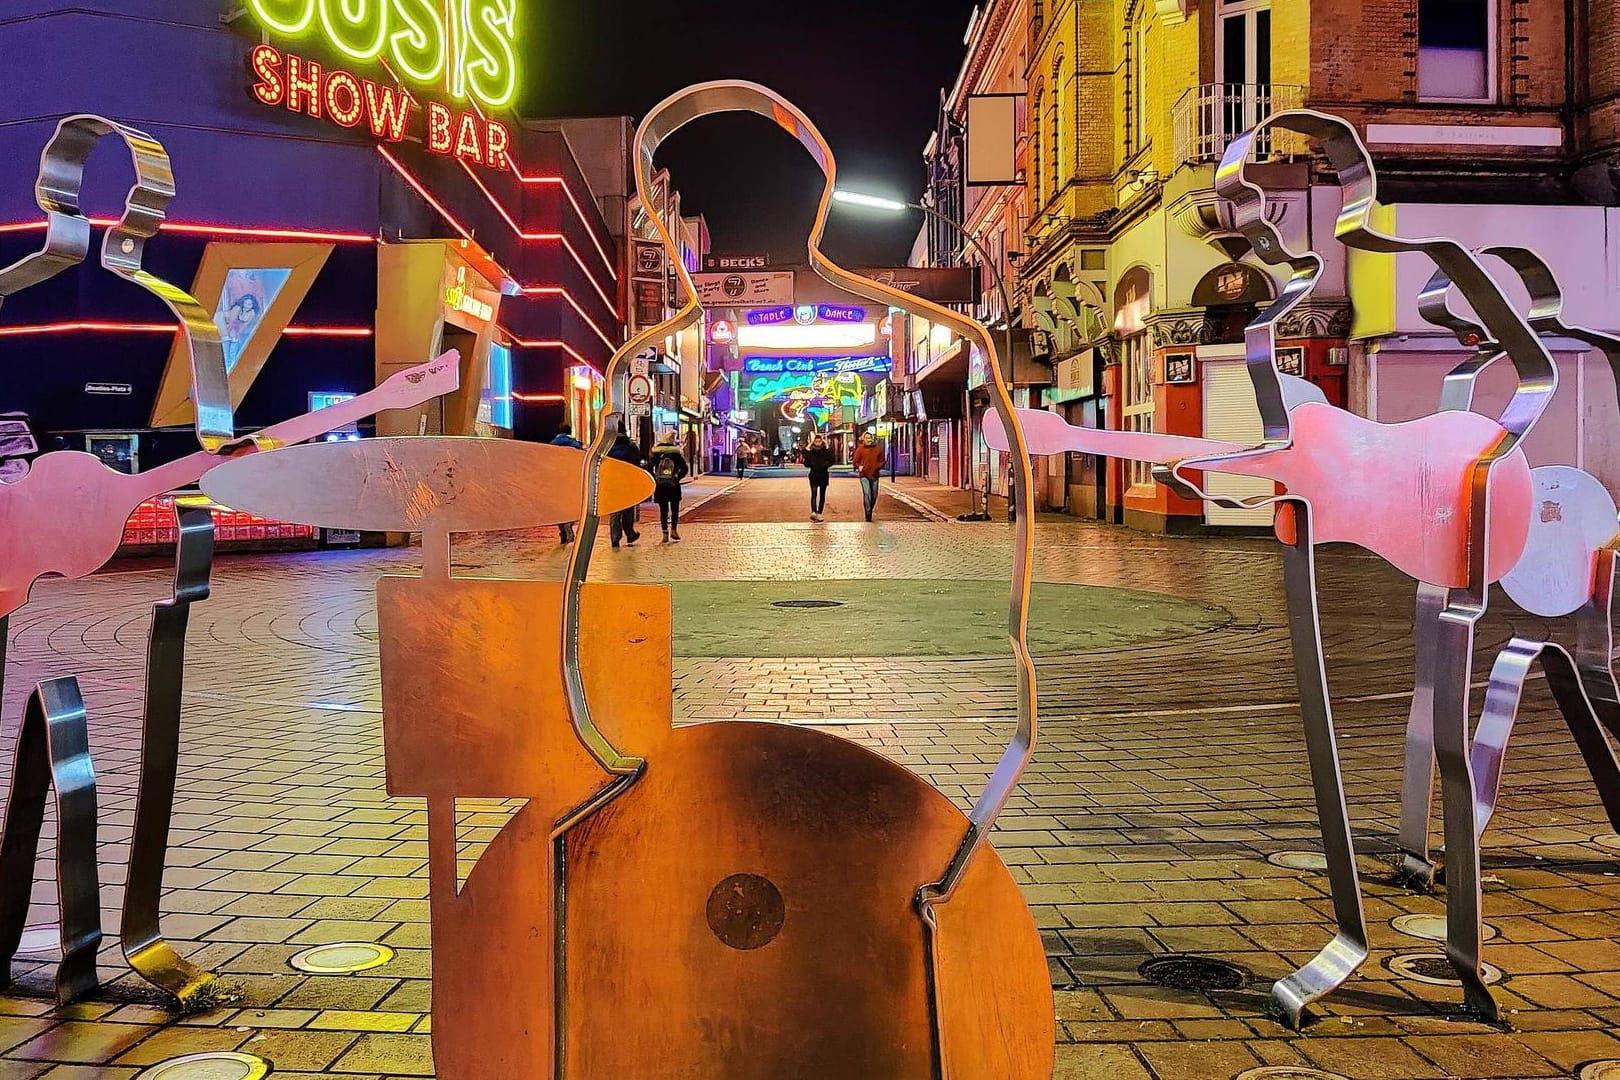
[454,113,484,165]
[325,71,364,128]
[485,119,512,172]
[286,55,322,118]
[427,101,454,154]
[362,80,415,142]
[250,44,285,107]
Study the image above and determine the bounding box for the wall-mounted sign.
[742,355,891,376]
[1275,346,1306,377]
[794,305,817,325]
[633,241,664,280]
[693,272,795,307]
[633,279,664,329]
[1164,352,1197,384]
[747,307,795,326]
[816,304,866,324]
[854,266,976,304]
[1190,262,1274,307]
[84,382,133,396]
[746,371,864,406]
[702,254,769,271]
[246,0,518,109]
[445,265,494,322]
[709,319,737,345]
[249,45,512,171]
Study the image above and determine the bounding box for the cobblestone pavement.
[3,484,1620,1078]
[683,473,928,523]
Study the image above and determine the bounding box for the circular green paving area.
[668,580,1231,658]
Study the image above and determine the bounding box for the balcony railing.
[1172,83,1306,167]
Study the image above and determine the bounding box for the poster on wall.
[694,272,795,307]
[213,268,293,372]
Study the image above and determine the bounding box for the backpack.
[654,452,679,479]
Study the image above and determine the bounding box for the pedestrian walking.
[648,430,690,542]
[549,423,585,543]
[852,431,886,522]
[735,442,747,479]
[606,431,644,549]
[803,433,834,521]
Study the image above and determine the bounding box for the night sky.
[522,1,982,266]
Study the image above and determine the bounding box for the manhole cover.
[769,599,845,610]
[1138,955,1247,992]
[1235,1070,1349,1080]
[134,1052,270,1079]
[16,924,58,958]
[1387,952,1503,986]
[289,941,394,974]
[1392,913,1497,944]
[1267,851,1328,871]
[1580,1062,1620,1080]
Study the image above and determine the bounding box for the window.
[1419,0,1492,101]
[1050,53,1063,195]
[1128,11,1150,154]
[1032,87,1044,208]
[1217,0,1272,139]
[1121,335,1154,488]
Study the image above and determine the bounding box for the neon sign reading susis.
[247,0,519,109]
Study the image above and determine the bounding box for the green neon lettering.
[388,0,446,85]
[249,0,315,33]
[317,0,388,62]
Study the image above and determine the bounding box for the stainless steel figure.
[0,676,101,1004]
[120,497,220,1005]
[1191,110,1556,1023]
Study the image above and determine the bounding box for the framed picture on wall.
[1276,346,1306,376]
[1163,352,1196,385]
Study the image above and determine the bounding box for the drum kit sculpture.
[0,79,1617,1077]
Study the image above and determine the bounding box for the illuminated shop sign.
[250,45,512,170]
[816,304,866,323]
[747,307,795,326]
[747,304,868,327]
[742,355,891,376]
[747,371,864,406]
[709,319,737,345]
[735,322,878,351]
[247,0,518,108]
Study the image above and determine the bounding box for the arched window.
[1031,83,1044,210]
[1113,267,1155,489]
[1128,6,1150,155]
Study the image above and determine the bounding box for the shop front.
[0,3,622,552]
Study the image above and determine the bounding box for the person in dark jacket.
[647,431,690,542]
[802,433,835,521]
[606,432,644,548]
[550,423,585,543]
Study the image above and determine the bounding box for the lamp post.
[831,190,1018,520]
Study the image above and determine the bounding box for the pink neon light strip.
[0,321,372,337]
[457,163,619,311]
[0,219,374,243]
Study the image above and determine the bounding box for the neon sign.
[747,372,864,406]
[710,319,737,345]
[246,0,519,109]
[742,355,891,376]
[816,304,867,323]
[250,45,512,171]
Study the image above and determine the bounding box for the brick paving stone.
[4,509,1619,1075]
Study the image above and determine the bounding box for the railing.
[1172,83,1306,167]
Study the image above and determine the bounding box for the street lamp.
[831,188,1017,520]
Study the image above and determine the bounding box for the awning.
[915,338,969,387]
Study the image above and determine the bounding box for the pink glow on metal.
[0,353,459,620]
[986,405,1533,589]
[0,220,374,243]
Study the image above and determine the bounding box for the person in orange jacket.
[852,431,886,522]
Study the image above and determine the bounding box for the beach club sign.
[246,1,519,171]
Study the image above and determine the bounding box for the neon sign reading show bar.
[246,1,517,171]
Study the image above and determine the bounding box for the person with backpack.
[802,433,835,521]
[648,431,690,542]
[550,423,585,544]
[606,431,644,548]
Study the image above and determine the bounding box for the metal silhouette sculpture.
[0,115,459,1005]
[988,109,1557,1024]
[1399,248,1620,867]
[205,80,1053,1078]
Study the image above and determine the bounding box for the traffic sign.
[631,356,650,377]
[627,372,654,408]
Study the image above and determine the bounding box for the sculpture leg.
[0,677,101,1004]
[1270,504,1368,1028]
[1397,583,1447,886]
[1469,638,1545,838]
[1430,603,1497,1019]
[120,501,218,1004]
[1539,645,1620,836]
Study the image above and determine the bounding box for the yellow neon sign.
[247,0,517,110]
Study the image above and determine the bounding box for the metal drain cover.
[1387,952,1503,986]
[769,599,845,609]
[289,941,394,974]
[1580,1062,1620,1080]
[1392,913,1497,944]
[1235,1069,1349,1080]
[134,1052,270,1079]
[1139,955,1247,992]
[1266,851,1328,871]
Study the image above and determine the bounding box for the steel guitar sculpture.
[988,109,1563,1025]
[0,115,457,1006]
[203,81,1054,1078]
